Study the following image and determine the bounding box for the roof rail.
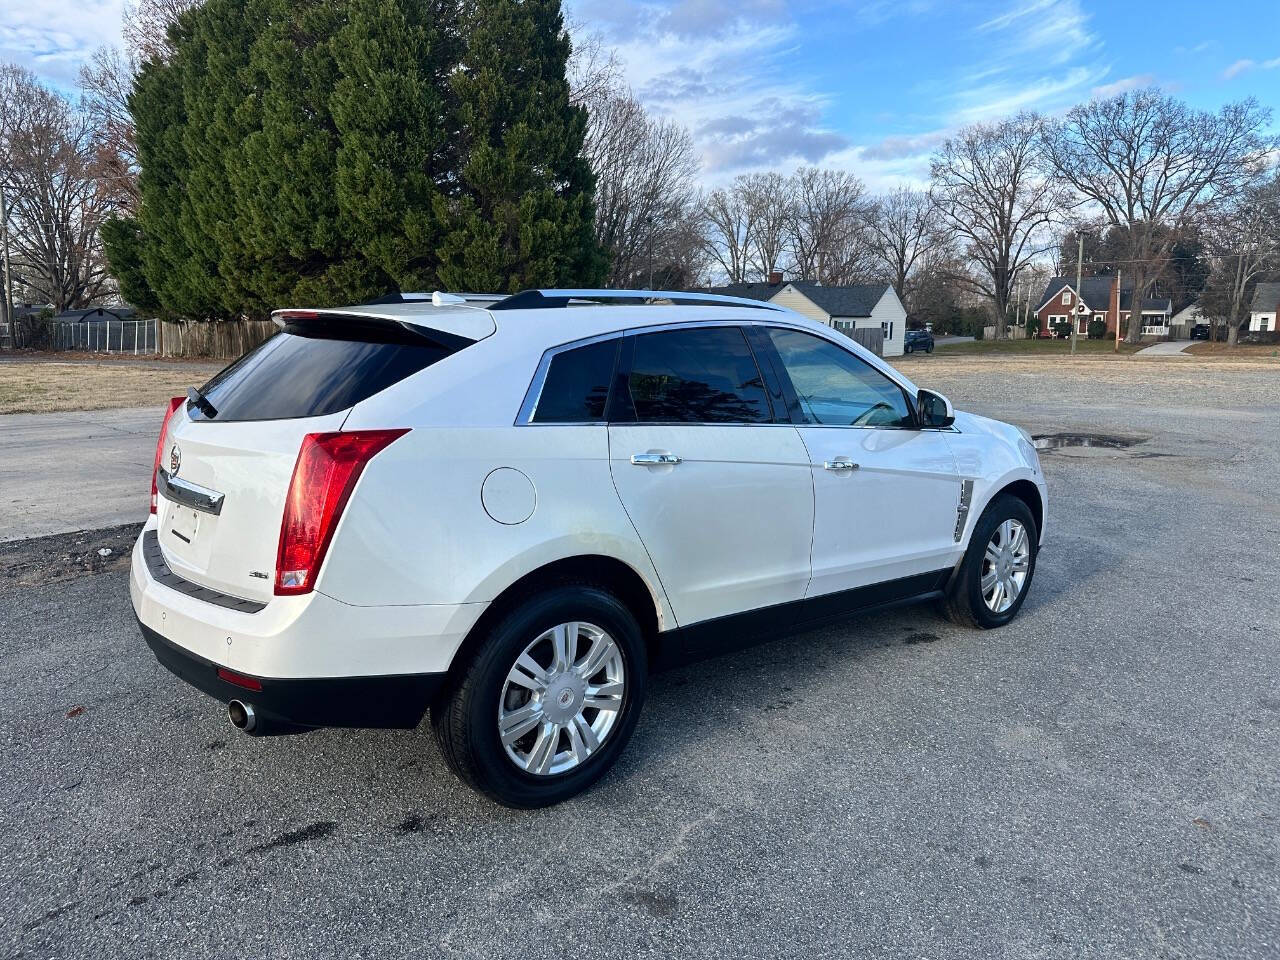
[357,291,505,306]
[489,289,790,313]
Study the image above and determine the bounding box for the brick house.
[1033,276,1172,339]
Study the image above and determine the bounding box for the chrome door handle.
[823,459,859,472]
[631,453,682,466]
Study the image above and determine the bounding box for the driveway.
[1136,340,1192,356]
[0,407,160,542]
[2,360,1278,959]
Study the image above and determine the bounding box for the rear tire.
[904,343,914,354]
[940,494,1038,629]
[432,585,647,808]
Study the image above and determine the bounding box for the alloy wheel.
[981,519,1030,613]
[498,621,625,776]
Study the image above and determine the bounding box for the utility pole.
[0,181,13,349]
[1070,234,1083,356]
[1114,268,1122,353]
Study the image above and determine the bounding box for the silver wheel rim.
[498,621,625,777]
[981,519,1030,614]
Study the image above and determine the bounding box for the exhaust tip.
[228,700,257,734]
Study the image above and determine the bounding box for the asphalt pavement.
[0,407,161,542]
[1,362,1278,959]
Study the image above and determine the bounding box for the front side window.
[625,326,771,424]
[766,327,913,428]
[1061,290,1072,305]
[531,338,619,423]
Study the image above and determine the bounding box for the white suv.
[131,289,1046,807]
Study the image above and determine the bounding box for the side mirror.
[917,389,954,429]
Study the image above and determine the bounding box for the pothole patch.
[1032,433,1155,458]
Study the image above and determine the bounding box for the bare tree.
[0,66,112,310]
[567,21,620,112]
[740,172,792,280]
[931,113,1061,339]
[701,183,755,285]
[122,0,203,64]
[787,167,869,284]
[1201,171,1280,344]
[583,89,701,287]
[1043,89,1273,343]
[864,187,945,305]
[75,1,202,218]
[78,46,140,214]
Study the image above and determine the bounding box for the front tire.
[941,494,1037,629]
[432,585,647,807]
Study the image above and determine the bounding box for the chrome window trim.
[514,317,922,427]
[515,330,624,425]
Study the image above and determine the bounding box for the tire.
[940,493,1038,629]
[926,343,934,354]
[904,343,913,354]
[431,585,647,808]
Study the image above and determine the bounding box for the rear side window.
[625,326,771,424]
[531,338,619,423]
[192,318,462,422]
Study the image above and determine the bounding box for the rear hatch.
[155,310,485,603]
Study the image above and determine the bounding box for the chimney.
[768,271,783,285]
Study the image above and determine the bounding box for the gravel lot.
[2,357,1278,959]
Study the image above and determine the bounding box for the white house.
[705,279,907,357]
[1249,282,1279,333]
[1169,300,1204,338]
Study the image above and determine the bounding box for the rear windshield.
[190,317,464,422]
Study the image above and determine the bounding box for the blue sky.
[4,0,1279,188]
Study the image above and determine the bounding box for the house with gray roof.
[702,278,907,356]
[1249,282,1280,333]
[1033,276,1172,339]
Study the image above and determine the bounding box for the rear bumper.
[139,617,445,729]
[130,519,486,728]
[130,520,486,679]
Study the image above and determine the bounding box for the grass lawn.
[927,337,1143,357]
[0,356,225,415]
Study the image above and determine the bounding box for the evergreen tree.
[437,0,606,292]
[105,0,461,318]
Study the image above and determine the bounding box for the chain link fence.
[50,318,158,353]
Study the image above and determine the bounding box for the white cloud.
[1223,57,1280,80]
[976,0,1095,66]
[572,2,852,180]
[952,65,1107,124]
[0,0,125,87]
[1091,73,1154,98]
[949,0,1105,123]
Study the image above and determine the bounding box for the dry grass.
[891,351,1280,391]
[929,338,1143,358]
[0,357,225,415]
[1183,341,1280,359]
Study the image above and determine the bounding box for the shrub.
[1087,318,1106,339]
[974,326,985,341]
[1052,319,1072,339]
[1025,315,1041,336]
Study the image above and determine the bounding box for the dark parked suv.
[904,328,934,354]
[1190,323,1210,341]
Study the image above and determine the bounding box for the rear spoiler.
[271,310,478,353]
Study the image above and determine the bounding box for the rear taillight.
[274,429,409,596]
[150,396,186,514]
